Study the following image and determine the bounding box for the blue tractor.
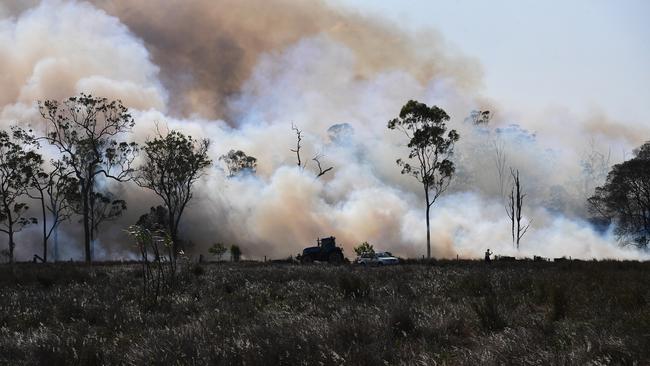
[300,236,344,264]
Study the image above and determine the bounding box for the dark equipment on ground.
[32,254,45,263]
[300,236,344,264]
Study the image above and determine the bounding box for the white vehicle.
[355,251,399,266]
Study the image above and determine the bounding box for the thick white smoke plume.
[1,1,647,261]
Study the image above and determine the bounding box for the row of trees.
[0,95,212,263]
[1,94,647,263]
[387,100,649,256]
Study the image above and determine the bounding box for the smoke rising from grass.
[1,1,647,261]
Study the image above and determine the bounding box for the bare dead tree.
[290,123,304,168]
[506,168,530,249]
[290,124,334,178]
[493,136,508,201]
[312,154,333,178]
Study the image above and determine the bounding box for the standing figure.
[484,249,493,263]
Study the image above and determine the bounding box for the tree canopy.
[137,129,211,257]
[388,100,459,258]
[219,149,257,177]
[589,141,650,248]
[35,94,138,262]
[0,130,41,262]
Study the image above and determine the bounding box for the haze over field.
[0,0,648,260]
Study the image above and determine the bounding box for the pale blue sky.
[327,0,650,125]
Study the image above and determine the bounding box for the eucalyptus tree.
[26,160,77,262]
[589,141,650,248]
[0,130,41,262]
[137,129,211,257]
[388,100,459,258]
[219,149,257,177]
[37,94,138,263]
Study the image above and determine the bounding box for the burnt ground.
[0,260,648,365]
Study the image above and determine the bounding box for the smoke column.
[0,0,647,260]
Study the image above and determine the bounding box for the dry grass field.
[1,260,648,365]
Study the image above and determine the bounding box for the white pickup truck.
[355,251,399,266]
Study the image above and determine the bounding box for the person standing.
[484,249,492,263]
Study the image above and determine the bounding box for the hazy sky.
[327,0,650,126]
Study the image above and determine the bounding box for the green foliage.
[387,100,459,191]
[23,158,78,262]
[388,100,460,258]
[34,94,138,263]
[588,141,650,248]
[353,241,375,256]
[81,191,127,235]
[230,244,242,262]
[219,149,257,177]
[136,205,170,232]
[137,129,212,255]
[0,129,41,262]
[126,225,177,309]
[208,242,228,261]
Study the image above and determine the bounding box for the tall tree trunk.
[41,197,47,262]
[168,209,178,258]
[510,191,515,246]
[6,201,15,263]
[425,188,431,259]
[82,183,91,263]
[53,226,59,262]
[8,229,14,264]
[89,182,96,260]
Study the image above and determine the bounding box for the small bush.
[338,273,369,298]
[472,292,507,332]
[549,285,568,321]
[353,241,375,256]
[389,306,416,337]
[191,263,205,277]
[36,274,55,288]
[455,272,493,298]
[230,245,242,262]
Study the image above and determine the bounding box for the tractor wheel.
[301,254,314,264]
[328,252,343,264]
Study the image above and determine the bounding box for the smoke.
[89,0,483,120]
[1,1,648,261]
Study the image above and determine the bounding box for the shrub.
[389,306,416,337]
[208,242,227,261]
[126,225,177,309]
[230,245,242,262]
[549,285,568,321]
[353,241,375,256]
[338,273,370,298]
[191,263,205,277]
[472,292,507,332]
